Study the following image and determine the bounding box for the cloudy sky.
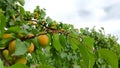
[24,0,120,42]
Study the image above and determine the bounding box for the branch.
[21,32,47,41]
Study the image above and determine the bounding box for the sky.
[24,0,120,42]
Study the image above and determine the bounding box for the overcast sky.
[24,0,120,42]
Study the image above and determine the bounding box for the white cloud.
[24,0,77,20]
[24,0,120,42]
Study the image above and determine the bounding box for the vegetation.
[0,0,120,68]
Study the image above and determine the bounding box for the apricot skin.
[38,35,49,46]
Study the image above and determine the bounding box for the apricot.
[8,40,16,54]
[15,57,27,65]
[2,49,9,57]
[27,42,34,53]
[3,34,12,39]
[38,35,49,46]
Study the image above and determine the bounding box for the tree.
[0,0,120,68]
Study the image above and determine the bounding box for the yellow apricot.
[8,40,16,54]
[15,57,27,65]
[27,42,34,53]
[38,35,49,46]
[3,34,12,39]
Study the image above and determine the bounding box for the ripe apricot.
[38,35,49,46]
[15,57,27,65]
[3,34,12,39]
[8,40,16,54]
[27,42,34,53]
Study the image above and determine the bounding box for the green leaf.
[60,52,67,58]
[6,26,21,33]
[59,34,66,48]
[88,51,95,68]
[40,9,46,18]
[83,36,94,51]
[73,64,80,68]
[68,33,80,50]
[7,0,13,4]
[69,33,78,39]
[12,39,27,56]
[0,38,12,49]
[0,59,4,68]
[34,49,46,64]
[18,0,25,6]
[0,13,6,34]
[68,38,78,50]
[78,45,95,68]
[98,49,118,68]
[37,65,54,68]
[53,34,63,51]
[10,63,28,68]
[46,16,52,23]
[31,37,40,49]
[19,6,25,15]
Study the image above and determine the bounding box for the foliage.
[0,0,120,68]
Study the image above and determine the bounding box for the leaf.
[40,9,46,18]
[78,45,95,68]
[7,0,13,4]
[69,33,78,39]
[19,6,25,15]
[12,39,27,56]
[59,34,66,48]
[18,0,25,6]
[46,16,52,23]
[88,51,95,68]
[73,64,80,68]
[83,36,94,51]
[6,26,21,33]
[0,38,12,49]
[68,33,80,50]
[34,49,46,64]
[53,34,63,51]
[10,63,28,68]
[60,52,67,58]
[0,13,6,34]
[98,49,118,68]
[68,38,78,50]
[0,59,4,68]
[37,65,54,68]
[31,37,40,49]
